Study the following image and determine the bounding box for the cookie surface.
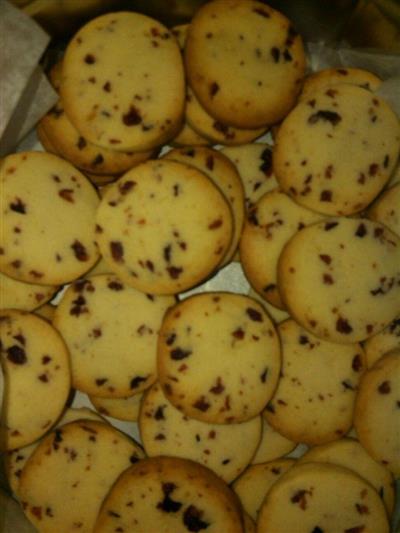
[257,462,389,533]
[278,218,400,343]
[0,310,70,451]
[0,151,100,285]
[139,382,262,482]
[364,314,400,368]
[354,350,400,477]
[264,319,366,444]
[53,274,175,397]
[157,292,281,423]
[274,84,400,215]
[95,160,233,295]
[251,417,296,465]
[163,146,245,264]
[89,392,143,421]
[368,183,400,237]
[18,420,144,533]
[61,11,185,151]
[185,0,306,128]
[0,271,58,312]
[94,456,244,533]
[240,190,324,309]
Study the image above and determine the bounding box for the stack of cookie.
[1,0,400,532]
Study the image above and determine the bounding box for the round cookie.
[139,382,262,483]
[354,350,400,477]
[36,121,59,154]
[61,12,185,152]
[185,0,306,128]
[157,292,281,424]
[0,310,70,451]
[82,170,120,187]
[277,218,400,343]
[300,67,382,101]
[368,183,400,237]
[232,459,295,521]
[18,420,144,533]
[53,274,175,398]
[239,190,325,309]
[94,456,244,533]
[251,417,297,465]
[89,392,143,422]
[247,288,290,325]
[221,143,279,212]
[47,59,63,91]
[298,437,395,516]
[0,151,100,285]
[243,512,256,533]
[387,160,400,188]
[364,314,400,368]
[0,271,58,312]
[34,303,56,323]
[264,319,366,445]
[5,407,107,497]
[95,159,233,295]
[274,84,400,216]
[39,100,156,175]
[163,146,245,264]
[257,462,390,533]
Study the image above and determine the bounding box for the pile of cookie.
[1,0,399,532]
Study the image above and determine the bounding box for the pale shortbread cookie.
[363,314,400,368]
[243,512,256,533]
[0,310,70,451]
[95,160,233,295]
[264,319,366,445]
[251,417,296,465]
[240,190,324,309]
[387,160,400,187]
[274,84,400,216]
[89,392,143,422]
[300,67,382,101]
[163,146,245,264]
[185,0,306,128]
[221,144,279,211]
[232,459,295,521]
[257,462,389,533]
[0,271,58,312]
[0,152,100,285]
[36,121,59,154]
[94,456,244,533]
[34,303,56,323]
[157,292,281,424]
[298,437,395,516]
[368,183,400,237]
[278,218,400,343]
[18,420,144,533]
[61,12,185,151]
[354,350,400,477]
[248,288,290,325]
[139,382,262,483]
[53,274,175,397]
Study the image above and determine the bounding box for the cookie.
[232,458,295,520]
[53,274,175,398]
[257,462,389,533]
[163,146,245,264]
[274,84,400,216]
[89,392,143,422]
[18,420,144,533]
[251,417,296,465]
[264,319,366,445]
[47,59,63,91]
[5,407,106,497]
[157,292,281,424]
[277,218,400,343]
[139,381,262,483]
[0,151,100,285]
[82,170,120,187]
[0,310,70,451]
[94,456,244,533]
[221,143,279,212]
[0,271,58,312]
[354,350,400,477]
[243,512,256,533]
[364,314,400,368]
[368,183,400,237]
[34,303,56,323]
[298,437,395,516]
[36,121,59,154]
[300,67,382,101]
[185,0,306,128]
[247,288,290,325]
[387,160,400,188]
[39,100,156,175]
[60,12,185,152]
[239,190,325,309]
[95,159,233,295]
